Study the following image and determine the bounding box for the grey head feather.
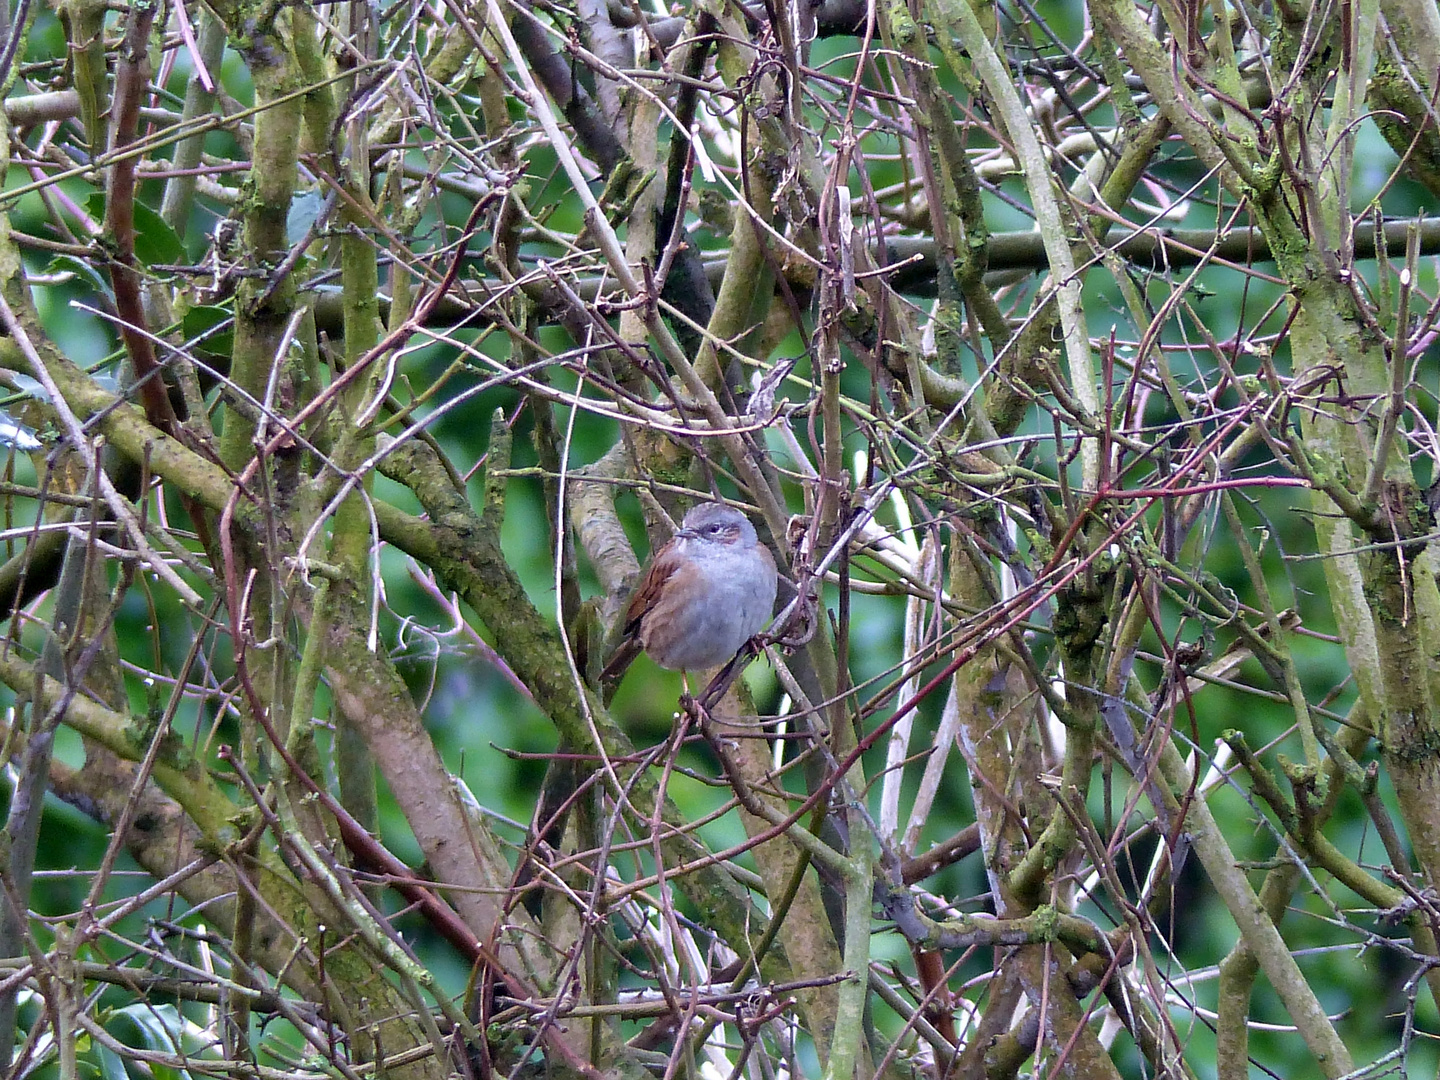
[680,503,758,546]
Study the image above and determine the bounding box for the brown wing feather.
[600,541,683,681]
[622,544,682,629]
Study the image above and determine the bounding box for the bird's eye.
[708,523,722,534]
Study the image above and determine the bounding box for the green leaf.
[181,303,232,340]
[45,253,112,299]
[86,193,186,266]
[81,1043,128,1080]
[180,303,235,368]
[103,1000,222,1078]
[286,188,327,244]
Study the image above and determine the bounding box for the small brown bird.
[600,503,777,684]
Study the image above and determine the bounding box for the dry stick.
[0,956,277,1009]
[0,295,201,606]
[219,672,609,1076]
[481,0,788,539]
[106,1,177,437]
[939,0,1098,491]
[1159,739,1354,1076]
[71,596,226,959]
[0,63,383,210]
[243,195,500,569]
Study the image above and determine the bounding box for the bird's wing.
[600,543,687,681]
[619,542,686,632]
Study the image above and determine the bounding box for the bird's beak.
[675,527,698,540]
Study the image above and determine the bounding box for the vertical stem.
[160,10,227,236]
[823,835,874,1080]
[937,0,1099,490]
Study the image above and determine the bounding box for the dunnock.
[600,503,777,683]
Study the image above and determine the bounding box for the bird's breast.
[641,545,776,671]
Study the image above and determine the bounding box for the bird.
[600,502,778,687]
